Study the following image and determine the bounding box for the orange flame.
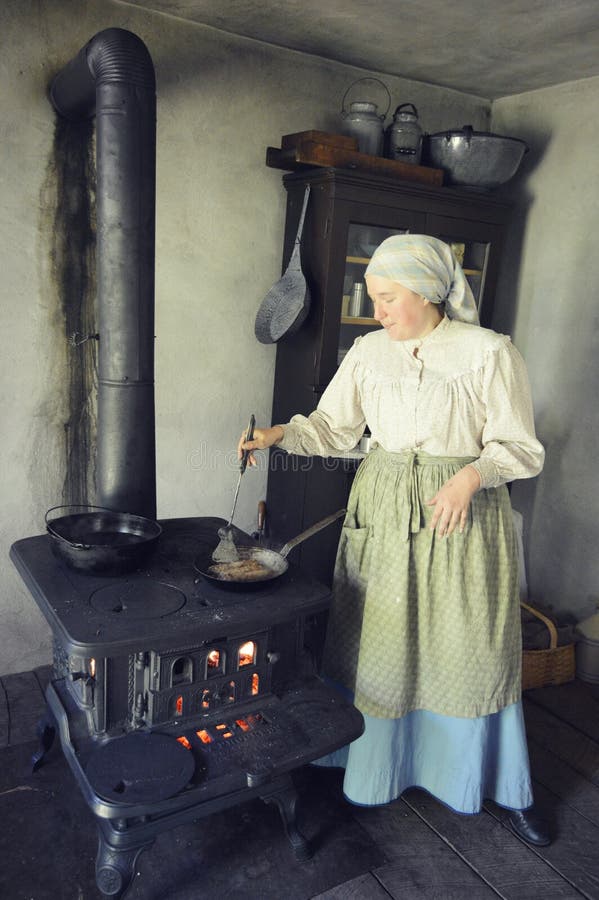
[207,649,220,669]
[177,735,191,750]
[238,641,255,667]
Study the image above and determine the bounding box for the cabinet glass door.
[425,213,502,326]
[338,222,409,366]
[438,234,489,310]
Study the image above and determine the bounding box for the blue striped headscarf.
[365,234,480,325]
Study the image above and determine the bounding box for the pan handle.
[45,506,96,549]
[278,508,346,559]
[46,504,123,521]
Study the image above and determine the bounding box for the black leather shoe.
[507,807,551,846]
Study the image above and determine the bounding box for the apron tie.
[364,448,478,542]
[405,451,422,541]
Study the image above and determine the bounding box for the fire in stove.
[177,711,264,750]
[132,633,268,729]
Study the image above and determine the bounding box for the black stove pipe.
[50,28,157,519]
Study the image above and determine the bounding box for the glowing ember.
[177,735,191,750]
[201,690,210,709]
[175,695,183,716]
[235,718,250,732]
[222,731,233,739]
[196,729,212,744]
[207,649,220,669]
[251,674,259,695]
[238,641,255,667]
[215,723,227,730]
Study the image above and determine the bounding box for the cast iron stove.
[10,517,363,898]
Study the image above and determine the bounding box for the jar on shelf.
[348,283,365,317]
[386,103,423,165]
[449,241,466,265]
[341,78,391,157]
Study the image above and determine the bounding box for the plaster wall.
[491,76,599,618]
[0,0,490,674]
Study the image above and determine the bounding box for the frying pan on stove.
[194,509,346,590]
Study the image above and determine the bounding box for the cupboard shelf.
[340,316,378,326]
[347,256,482,277]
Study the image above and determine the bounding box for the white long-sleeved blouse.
[277,316,544,489]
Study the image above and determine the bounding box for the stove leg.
[262,779,312,861]
[95,832,153,898]
[31,715,56,773]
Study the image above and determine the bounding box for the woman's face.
[365,274,441,341]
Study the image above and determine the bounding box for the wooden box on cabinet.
[266,167,511,586]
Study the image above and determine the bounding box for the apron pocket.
[337,524,372,587]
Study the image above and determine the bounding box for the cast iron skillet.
[45,504,162,575]
[194,508,346,591]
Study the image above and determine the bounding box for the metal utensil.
[251,500,267,542]
[254,185,311,344]
[197,508,347,589]
[212,415,255,562]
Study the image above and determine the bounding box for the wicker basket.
[521,601,576,690]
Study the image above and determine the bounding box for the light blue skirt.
[313,691,533,815]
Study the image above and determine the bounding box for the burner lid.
[85,732,195,804]
[89,580,186,619]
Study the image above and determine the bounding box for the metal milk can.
[386,103,423,165]
[341,77,390,156]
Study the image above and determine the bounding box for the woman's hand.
[425,465,481,537]
[238,425,284,467]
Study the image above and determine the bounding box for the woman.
[240,234,548,845]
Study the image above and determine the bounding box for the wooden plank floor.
[2,669,599,899]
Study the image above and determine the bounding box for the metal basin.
[423,125,529,190]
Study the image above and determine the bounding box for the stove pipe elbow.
[50,29,157,519]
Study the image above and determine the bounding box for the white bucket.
[575,612,599,683]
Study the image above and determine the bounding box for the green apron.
[322,447,522,719]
